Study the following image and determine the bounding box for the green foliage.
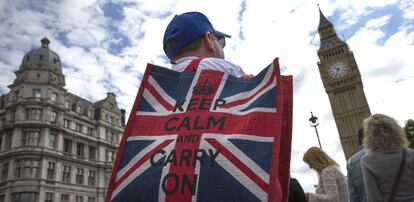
[404,119,414,149]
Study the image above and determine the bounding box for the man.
[163,11,247,77]
[346,128,367,202]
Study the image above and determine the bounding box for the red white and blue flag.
[106,58,293,202]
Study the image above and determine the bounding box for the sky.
[1,0,414,193]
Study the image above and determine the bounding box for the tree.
[404,119,414,149]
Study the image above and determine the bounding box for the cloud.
[400,0,414,20]
[365,15,391,29]
[364,58,403,78]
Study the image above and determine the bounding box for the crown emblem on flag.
[193,79,215,95]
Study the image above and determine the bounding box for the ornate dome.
[20,37,62,70]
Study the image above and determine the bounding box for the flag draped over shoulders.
[105,58,293,202]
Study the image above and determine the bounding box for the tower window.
[39,55,43,60]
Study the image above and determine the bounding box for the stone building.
[0,37,125,202]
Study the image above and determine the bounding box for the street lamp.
[309,112,322,149]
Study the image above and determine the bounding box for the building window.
[47,162,55,180]
[15,159,39,179]
[88,170,96,186]
[45,192,53,202]
[76,142,85,157]
[87,127,93,136]
[5,132,12,149]
[63,138,72,154]
[88,146,96,160]
[75,196,84,202]
[32,89,41,98]
[0,98,4,109]
[106,129,118,144]
[22,130,40,146]
[48,133,56,149]
[26,108,43,120]
[87,110,93,118]
[60,194,69,202]
[87,197,95,202]
[63,119,70,128]
[104,170,111,186]
[65,100,70,109]
[62,165,71,183]
[11,110,16,121]
[14,90,20,100]
[76,168,84,185]
[0,195,4,202]
[106,149,115,163]
[76,105,82,114]
[12,192,37,202]
[1,163,8,181]
[51,93,58,102]
[106,114,115,125]
[75,123,82,133]
[50,111,57,123]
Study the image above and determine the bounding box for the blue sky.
[1,0,413,192]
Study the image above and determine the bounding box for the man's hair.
[303,146,339,173]
[164,36,204,61]
[363,113,409,152]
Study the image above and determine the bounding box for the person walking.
[303,146,349,202]
[361,113,414,202]
[346,128,367,202]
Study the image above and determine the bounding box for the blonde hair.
[363,113,409,152]
[303,146,339,173]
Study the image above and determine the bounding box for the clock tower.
[316,7,371,159]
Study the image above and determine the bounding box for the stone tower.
[316,7,371,159]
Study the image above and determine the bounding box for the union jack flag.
[106,58,293,202]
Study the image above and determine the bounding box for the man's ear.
[203,32,216,51]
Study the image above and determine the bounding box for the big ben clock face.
[328,61,349,78]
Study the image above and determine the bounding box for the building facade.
[316,8,371,159]
[0,38,125,202]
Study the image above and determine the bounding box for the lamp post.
[309,112,322,149]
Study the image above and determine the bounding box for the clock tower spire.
[316,7,371,159]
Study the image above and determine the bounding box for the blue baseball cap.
[163,12,231,59]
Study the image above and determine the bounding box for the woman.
[303,147,349,202]
[361,114,414,202]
